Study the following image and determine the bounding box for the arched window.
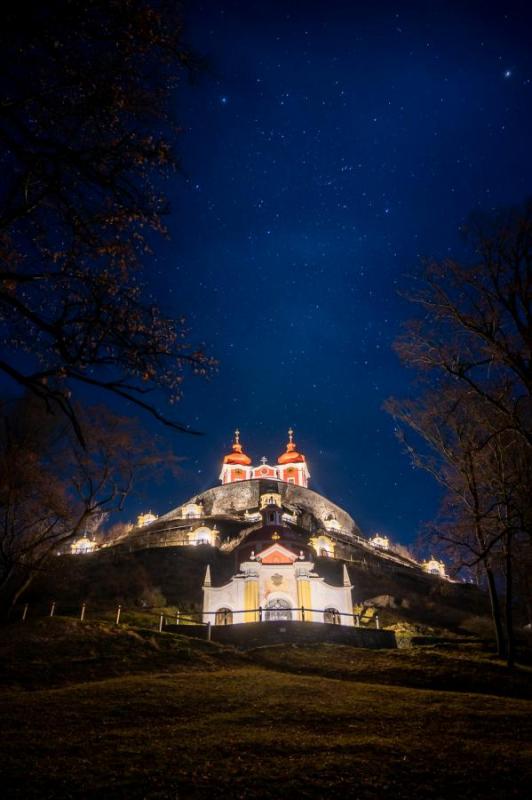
[324,608,341,625]
[215,608,233,625]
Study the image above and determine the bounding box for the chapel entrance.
[264,598,292,621]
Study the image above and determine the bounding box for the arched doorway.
[265,598,292,621]
[324,607,341,625]
[215,608,233,625]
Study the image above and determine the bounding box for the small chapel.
[202,517,354,626]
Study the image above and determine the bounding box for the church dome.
[223,429,252,465]
[277,428,306,464]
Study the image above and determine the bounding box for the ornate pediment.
[257,542,300,565]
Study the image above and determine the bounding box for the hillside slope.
[24,545,493,639]
[2,619,531,799]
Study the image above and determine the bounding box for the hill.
[23,544,495,640]
[1,618,531,799]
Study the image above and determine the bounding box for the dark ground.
[1,618,531,799]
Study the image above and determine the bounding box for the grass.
[1,618,531,799]
[0,617,241,690]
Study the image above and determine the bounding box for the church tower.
[219,430,253,484]
[277,429,310,487]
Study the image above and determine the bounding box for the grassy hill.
[2,618,531,799]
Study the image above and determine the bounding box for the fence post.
[175,610,180,625]
[207,621,211,641]
[301,605,305,622]
[259,605,263,622]
[355,614,360,627]
[375,614,380,630]
[21,603,29,622]
[159,613,164,633]
[50,601,56,618]
[80,602,86,622]
[115,605,121,625]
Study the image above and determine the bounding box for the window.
[324,608,341,625]
[215,608,233,625]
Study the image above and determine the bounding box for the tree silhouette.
[395,201,531,447]
[0,1,214,444]
[387,201,532,666]
[0,394,177,611]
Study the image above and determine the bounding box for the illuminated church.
[219,428,310,488]
[117,429,448,627]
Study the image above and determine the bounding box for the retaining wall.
[165,620,397,649]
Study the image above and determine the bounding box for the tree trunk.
[485,566,506,658]
[505,535,515,669]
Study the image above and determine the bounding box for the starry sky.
[132,0,532,546]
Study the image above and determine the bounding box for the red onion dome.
[277,428,306,464]
[223,429,252,465]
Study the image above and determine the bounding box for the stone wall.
[165,620,397,649]
[157,479,362,539]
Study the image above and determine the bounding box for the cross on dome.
[278,427,306,464]
[222,429,252,465]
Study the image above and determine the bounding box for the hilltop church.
[101,429,447,629]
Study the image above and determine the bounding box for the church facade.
[203,539,354,626]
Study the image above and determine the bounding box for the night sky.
[131,1,532,546]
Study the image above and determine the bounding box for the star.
[503,69,512,78]
[220,95,228,104]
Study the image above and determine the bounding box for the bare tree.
[0,395,177,611]
[395,201,532,447]
[0,1,214,444]
[386,388,508,656]
[387,202,532,665]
